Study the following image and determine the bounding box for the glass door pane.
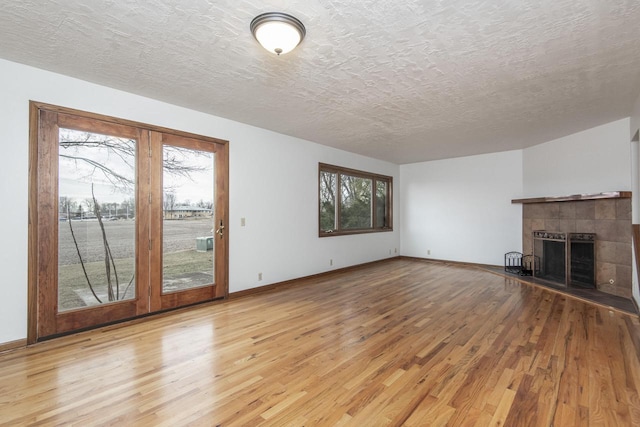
[162,145,215,293]
[57,128,137,311]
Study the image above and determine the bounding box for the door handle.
[215,219,225,239]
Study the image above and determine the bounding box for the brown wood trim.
[149,131,163,312]
[58,112,139,139]
[30,101,229,147]
[318,162,394,237]
[319,162,393,181]
[159,287,217,310]
[0,339,28,354]
[37,109,60,338]
[27,101,40,344]
[229,257,402,299]
[215,141,230,299]
[512,191,631,204]
[319,228,394,237]
[633,224,640,315]
[136,129,151,315]
[55,300,139,331]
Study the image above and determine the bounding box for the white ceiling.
[1,0,639,164]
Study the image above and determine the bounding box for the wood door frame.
[28,101,229,343]
[148,131,229,311]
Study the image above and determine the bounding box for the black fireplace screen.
[569,234,596,288]
[532,231,595,288]
[540,239,566,284]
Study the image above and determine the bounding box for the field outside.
[58,218,214,311]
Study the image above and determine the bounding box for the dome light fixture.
[250,12,306,56]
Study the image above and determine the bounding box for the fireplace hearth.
[533,231,595,288]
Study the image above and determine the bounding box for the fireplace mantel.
[512,191,631,204]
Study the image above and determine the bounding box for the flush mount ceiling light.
[250,12,306,56]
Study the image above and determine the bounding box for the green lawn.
[58,249,213,311]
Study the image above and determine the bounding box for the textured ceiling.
[1,0,639,164]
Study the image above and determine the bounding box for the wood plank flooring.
[1,258,640,426]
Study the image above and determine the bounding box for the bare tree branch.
[59,133,209,191]
[68,218,102,304]
[121,275,135,300]
[60,154,134,189]
[92,185,123,301]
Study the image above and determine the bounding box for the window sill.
[319,228,393,237]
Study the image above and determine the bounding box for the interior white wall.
[522,119,632,197]
[400,150,523,266]
[631,92,640,147]
[0,59,400,344]
[630,92,640,307]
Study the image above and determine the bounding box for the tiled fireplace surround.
[520,196,632,298]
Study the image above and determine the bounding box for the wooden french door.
[149,131,228,311]
[29,103,228,342]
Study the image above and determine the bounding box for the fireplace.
[513,192,632,298]
[533,231,595,288]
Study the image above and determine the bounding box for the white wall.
[522,119,632,197]
[631,92,640,146]
[630,92,640,307]
[0,59,400,344]
[400,150,523,266]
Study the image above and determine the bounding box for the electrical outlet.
[427,249,431,255]
[330,259,333,266]
[394,248,397,254]
[258,272,262,281]
[241,217,246,227]
[389,249,392,255]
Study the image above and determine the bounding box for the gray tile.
[531,219,545,232]
[544,203,561,220]
[616,265,633,298]
[575,219,596,233]
[559,202,576,219]
[528,203,545,220]
[596,262,616,286]
[616,199,632,221]
[575,200,595,220]
[558,220,576,233]
[595,220,619,241]
[616,220,632,244]
[545,219,561,232]
[596,241,617,264]
[615,242,633,266]
[595,199,616,220]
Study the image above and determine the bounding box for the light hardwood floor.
[1,258,640,426]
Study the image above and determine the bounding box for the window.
[319,163,392,236]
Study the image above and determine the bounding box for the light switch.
[241,217,246,227]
